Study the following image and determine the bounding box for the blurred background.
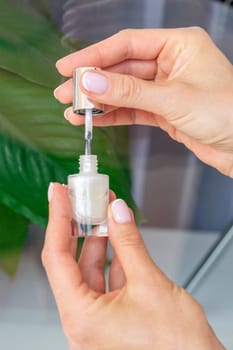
[0,0,233,349]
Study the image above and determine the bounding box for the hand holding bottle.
[54,27,233,177]
[42,183,225,350]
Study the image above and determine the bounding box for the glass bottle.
[68,154,109,237]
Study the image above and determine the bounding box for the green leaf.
[0,125,138,228]
[0,69,81,157]
[0,202,28,276]
[0,131,67,227]
[0,70,138,227]
[0,0,141,275]
[0,129,139,228]
[0,0,68,87]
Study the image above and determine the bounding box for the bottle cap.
[73,67,104,115]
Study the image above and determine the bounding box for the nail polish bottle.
[73,67,104,115]
[68,155,109,237]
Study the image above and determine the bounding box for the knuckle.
[119,75,141,103]
[189,25,206,33]
[118,227,144,248]
[189,26,209,41]
[171,284,207,320]
[116,28,134,59]
[41,248,49,268]
[118,28,133,38]
[180,26,209,46]
[41,247,55,269]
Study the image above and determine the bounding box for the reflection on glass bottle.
[68,155,109,237]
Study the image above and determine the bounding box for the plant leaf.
[0,0,141,268]
[0,202,28,276]
[0,0,141,277]
[0,0,68,87]
[0,131,66,227]
[0,128,139,228]
[0,69,81,157]
[0,69,132,184]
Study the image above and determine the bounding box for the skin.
[42,28,233,349]
[42,183,225,350]
[54,27,233,177]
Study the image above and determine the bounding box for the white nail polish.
[68,155,109,237]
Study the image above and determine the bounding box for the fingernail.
[64,108,69,120]
[82,71,108,94]
[55,59,62,69]
[53,86,61,99]
[112,199,132,224]
[48,182,54,202]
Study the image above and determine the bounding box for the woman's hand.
[42,183,225,350]
[54,27,233,178]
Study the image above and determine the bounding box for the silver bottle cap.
[73,67,104,115]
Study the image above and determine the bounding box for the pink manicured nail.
[82,71,108,94]
[112,199,132,224]
[64,108,70,120]
[55,59,62,69]
[53,86,61,99]
[48,182,54,202]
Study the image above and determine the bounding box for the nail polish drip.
[85,108,93,155]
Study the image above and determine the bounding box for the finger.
[54,59,157,104]
[42,183,84,310]
[56,28,174,77]
[78,68,182,118]
[107,59,157,80]
[109,190,116,202]
[108,199,165,286]
[73,190,115,293]
[109,254,125,291]
[43,183,74,255]
[54,78,73,104]
[109,188,125,291]
[109,191,125,291]
[78,237,108,293]
[64,106,158,127]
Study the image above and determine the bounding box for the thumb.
[108,199,163,284]
[42,183,83,311]
[81,69,180,116]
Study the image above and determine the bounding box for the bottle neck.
[79,155,98,173]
